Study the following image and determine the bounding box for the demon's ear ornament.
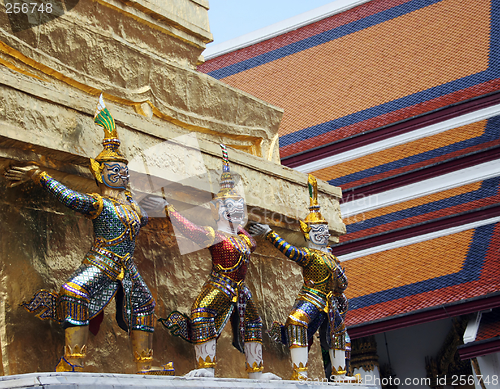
[89,158,104,184]
[299,220,311,241]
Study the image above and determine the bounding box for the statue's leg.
[131,330,153,372]
[190,338,217,377]
[329,331,358,382]
[55,325,88,372]
[186,285,231,377]
[55,266,95,372]
[242,298,264,379]
[329,347,347,376]
[244,341,263,378]
[286,318,309,379]
[329,294,351,380]
[285,300,322,380]
[290,346,309,380]
[131,329,175,375]
[129,268,174,375]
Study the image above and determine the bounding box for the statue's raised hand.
[248,223,271,236]
[139,194,169,212]
[4,165,40,187]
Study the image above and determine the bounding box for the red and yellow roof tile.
[345,222,500,326]
[200,0,499,158]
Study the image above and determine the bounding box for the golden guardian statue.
[249,174,353,381]
[143,145,279,379]
[5,95,173,375]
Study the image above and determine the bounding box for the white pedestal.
[0,372,377,389]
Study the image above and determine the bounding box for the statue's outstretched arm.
[167,205,216,247]
[249,223,309,266]
[5,166,100,217]
[37,171,102,218]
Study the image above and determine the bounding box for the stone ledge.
[0,372,375,389]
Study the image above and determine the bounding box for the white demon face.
[212,197,247,227]
[308,223,330,246]
[101,162,129,190]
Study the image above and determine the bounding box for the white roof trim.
[340,159,500,218]
[463,312,483,344]
[204,0,372,59]
[294,103,500,173]
[337,216,500,262]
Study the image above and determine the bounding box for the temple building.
[199,0,500,387]
[0,0,347,380]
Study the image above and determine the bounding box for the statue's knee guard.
[285,309,310,348]
[58,283,90,327]
[332,322,347,350]
[191,308,217,343]
[286,324,308,348]
[131,297,156,332]
[244,317,263,343]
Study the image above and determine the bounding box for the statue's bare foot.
[184,368,215,378]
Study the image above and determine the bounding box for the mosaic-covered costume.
[266,231,348,351]
[263,174,351,378]
[23,172,155,333]
[162,208,262,350]
[20,95,173,375]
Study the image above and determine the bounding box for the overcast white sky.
[206,0,340,45]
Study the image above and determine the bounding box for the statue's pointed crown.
[93,94,127,164]
[213,144,241,200]
[304,174,327,224]
[300,174,327,237]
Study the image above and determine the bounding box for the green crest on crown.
[94,94,117,139]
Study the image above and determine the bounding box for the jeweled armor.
[266,230,348,352]
[23,172,155,333]
[161,207,262,351]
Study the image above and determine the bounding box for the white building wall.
[474,353,500,389]
[374,318,453,389]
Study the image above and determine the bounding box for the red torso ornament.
[168,207,256,282]
[209,230,255,282]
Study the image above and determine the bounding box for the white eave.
[204,0,372,59]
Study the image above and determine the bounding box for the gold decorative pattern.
[203,226,216,247]
[32,171,49,186]
[290,362,308,380]
[134,349,154,363]
[245,361,264,373]
[197,355,216,369]
[331,365,347,375]
[240,234,252,249]
[55,357,84,372]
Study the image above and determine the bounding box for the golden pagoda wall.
[0,0,345,379]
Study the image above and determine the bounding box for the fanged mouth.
[225,212,244,222]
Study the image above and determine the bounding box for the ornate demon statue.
[153,145,278,380]
[5,95,172,375]
[249,174,352,381]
